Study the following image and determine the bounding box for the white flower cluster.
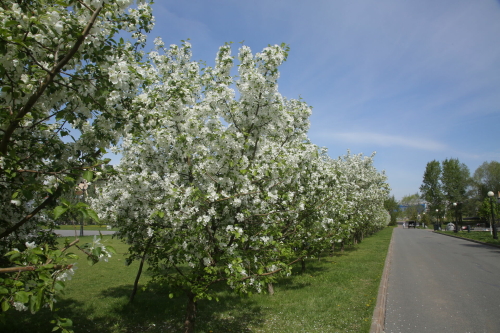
[13,302,28,312]
[90,236,113,262]
[55,263,78,282]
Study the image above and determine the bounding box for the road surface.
[55,230,116,237]
[384,227,500,332]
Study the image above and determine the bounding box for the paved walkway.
[382,225,500,332]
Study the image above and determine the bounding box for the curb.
[432,231,500,249]
[370,228,394,333]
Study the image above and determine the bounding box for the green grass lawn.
[2,227,393,333]
[436,230,500,246]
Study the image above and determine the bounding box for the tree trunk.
[330,243,335,257]
[301,259,306,273]
[129,254,146,303]
[184,292,197,333]
[341,241,344,253]
[129,237,153,303]
[267,283,274,295]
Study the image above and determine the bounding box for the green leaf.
[54,281,65,291]
[1,300,9,312]
[30,288,45,313]
[105,245,116,255]
[92,247,102,258]
[87,256,96,266]
[86,209,99,223]
[60,318,73,328]
[33,287,45,313]
[53,206,69,220]
[65,253,78,260]
[7,252,21,263]
[83,171,93,182]
[14,291,30,303]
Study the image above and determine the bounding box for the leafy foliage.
[420,160,444,220]
[473,161,500,201]
[478,197,500,225]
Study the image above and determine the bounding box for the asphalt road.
[384,227,500,333]
[55,230,116,237]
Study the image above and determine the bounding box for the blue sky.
[126,0,500,200]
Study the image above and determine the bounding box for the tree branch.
[0,5,103,155]
[0,264,74,274]
[0,186,63,239]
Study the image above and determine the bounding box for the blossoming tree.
[94,40,390,332]
[0,0,154,325]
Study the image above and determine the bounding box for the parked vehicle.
[461,225,474,231]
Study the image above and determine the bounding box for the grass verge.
[435,230,500,246]
[2,228,393,333]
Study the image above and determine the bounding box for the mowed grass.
[436,230,500,246]
[2,227,393,333]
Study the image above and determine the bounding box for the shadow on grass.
[1,282,266,333]
[1,247,364,333]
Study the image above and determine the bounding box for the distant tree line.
[418,159,500,226]
[385,160,500,227]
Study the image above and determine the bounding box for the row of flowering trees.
[1,1,389,332]
[91,41,390,332]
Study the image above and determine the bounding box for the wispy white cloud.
[323,132,448,152]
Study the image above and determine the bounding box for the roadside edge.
[370,227,395,333]
[432,231,500,249]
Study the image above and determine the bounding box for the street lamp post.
[436,209,439,230]
[488,191,497,240]
[453,202,458,233]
